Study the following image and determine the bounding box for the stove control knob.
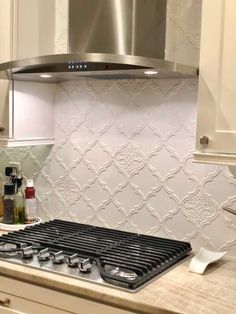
[52,251,64,264]
[79,258,92,273]
[68,253,80,267]
[21,246,33,259]
[38,248,50,261]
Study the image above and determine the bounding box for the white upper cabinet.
[0,0,58,63]
[194,0,236,165]
[0,0,13,63]
[0,81,54,147]
[0,0,55,147]
[15,0,57,59]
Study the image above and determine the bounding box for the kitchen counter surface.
[0,252,235,314]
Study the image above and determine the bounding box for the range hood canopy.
[0,0,198,82]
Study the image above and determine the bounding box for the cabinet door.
[15,0,56,59]
[0,0,63,62]
[0,0,13,63]
[0,81,55,147]
[0,307,19,314]
[0,291,71,314]
[0,80,11,139]
[0,276,136,314]
[194,0,236,165]
[12,81,55,145]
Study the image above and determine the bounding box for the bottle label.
[25,198,37,220]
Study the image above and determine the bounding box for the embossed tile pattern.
[0,78,235,257]
[0,0,235,256]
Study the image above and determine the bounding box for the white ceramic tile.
[1,76,236,256]
[1,0,235,256]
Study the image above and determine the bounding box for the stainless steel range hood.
[0,0,198,82]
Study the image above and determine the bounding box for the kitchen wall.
[165,0,202,67]
[0,76,236,256]
[1,0,236,256]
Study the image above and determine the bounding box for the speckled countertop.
[0,253,235,314]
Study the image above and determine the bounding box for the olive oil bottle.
[15,177,25,224]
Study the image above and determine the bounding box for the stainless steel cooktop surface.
[0,219,192,292]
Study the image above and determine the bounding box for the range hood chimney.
[0,0,198,82]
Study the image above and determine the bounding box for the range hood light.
[144,70,158,75]
[40,74,52,78]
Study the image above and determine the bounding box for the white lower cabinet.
[0,276,135,314]
[0,291,68,314]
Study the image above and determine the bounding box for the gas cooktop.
[0,219,192,291]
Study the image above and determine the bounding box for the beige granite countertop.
[0,254,235,314]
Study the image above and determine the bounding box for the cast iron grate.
[0,219,192,289]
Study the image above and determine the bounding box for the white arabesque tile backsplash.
[1,0,235,256]
[1,77,235,256]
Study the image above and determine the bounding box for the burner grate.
[0,219,191,289]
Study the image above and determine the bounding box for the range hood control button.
[37,248,50,261]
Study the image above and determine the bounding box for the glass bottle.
[0,184,3,218]
[0,198,3,219]
[15,178,25,224]
[3,183,15,224]
[25,179,37,223]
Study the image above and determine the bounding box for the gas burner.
[0,219,192,291]
[0,243,17,250]
[0,243,20,255]
[108,266,138,281]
